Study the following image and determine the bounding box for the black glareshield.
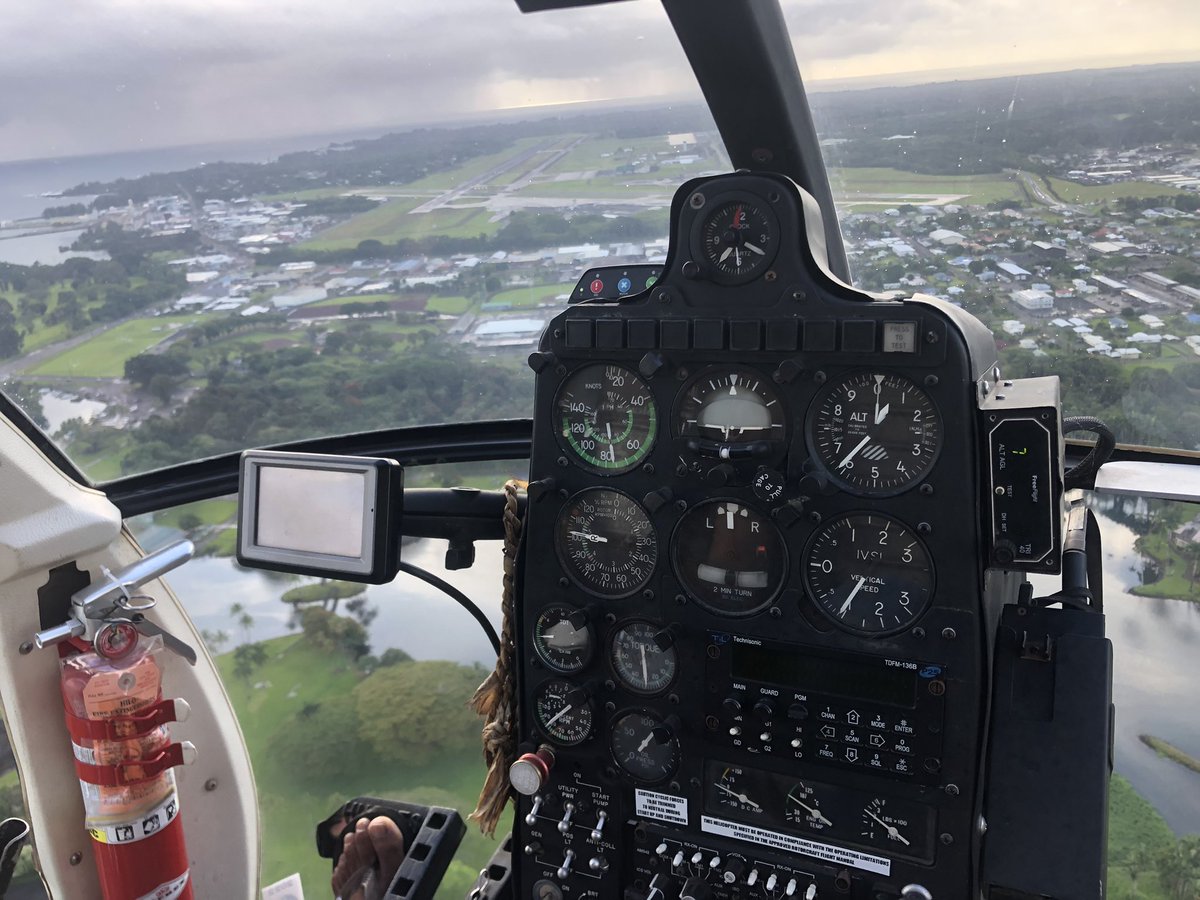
[236,450,403,583]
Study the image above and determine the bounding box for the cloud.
[0,0,1196,162]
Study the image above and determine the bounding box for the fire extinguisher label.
[134,870,190,900]
[88,790,180,845]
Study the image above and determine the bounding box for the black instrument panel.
[514,172,998,900]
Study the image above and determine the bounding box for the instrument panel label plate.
[635,789,689,825]
[701,815,891,875]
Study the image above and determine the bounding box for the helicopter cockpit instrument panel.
[509,171,1068,900]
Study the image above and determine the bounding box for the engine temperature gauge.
[785,781,835,833]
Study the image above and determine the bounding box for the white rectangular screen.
[255,466,367,558]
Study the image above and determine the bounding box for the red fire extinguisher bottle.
[59,625,195,900]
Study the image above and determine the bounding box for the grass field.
[214,633,507,900]
[426,295,473,314]
[543,135,674,176]
[486,282,574,308]
[515,177,676,200]
[24,315,200,377]
[303,200,498,251]
[829,167,1023,206]
[1045,176,1182,205]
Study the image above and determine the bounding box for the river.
[152,506,1200,837]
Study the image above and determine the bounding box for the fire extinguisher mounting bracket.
[73,740,197,787]
[66,698,191,742]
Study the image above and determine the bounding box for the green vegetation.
[486,282,574,308]
[214,623,504,900]
[1107,774,1175,899]
[425,295,472,315]
[1140,735,1200,775]
[281,580,366,607]
[1128,523,1200,602]
[1045,176,1184,205]
[828,167,1023,206]
[25,315,199,377]
[304,202,499,250]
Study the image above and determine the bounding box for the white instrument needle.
[640,644,649,685]
[569,531,608,543]
[744,242,766,256]
[874,402,890,425]
[839,434,871,468]
[838,576,867,616]
[638,731,655,752]
[545,703,573,728]
[715,784,760,809]
[719,246,734,262]
[866,809,910,846]
[788,793,833,828]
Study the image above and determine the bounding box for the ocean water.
[0,129,391,225]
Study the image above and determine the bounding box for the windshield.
[1,3,1200,899]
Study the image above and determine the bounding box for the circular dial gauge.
[712,766,766,818]
[672,500,787,616]
[804,513,934,636]
[610,710,680,782]
[555,364,657,474]
[784,781,835,833]
[695,197,780,284]
[532,605,593,674]
[555,489,658,599]
[861,798,915,849]
[675,367,786,454]
[807,372,942,495]
[534,679,594,747]
[609,621,677,695]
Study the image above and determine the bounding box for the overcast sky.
[2,0,1198,163]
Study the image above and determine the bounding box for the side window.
[128,462,521,897]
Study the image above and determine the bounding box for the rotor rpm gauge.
[534,679,594,747]
[693,195,780,285]
[532,605,593,674]
[555,489,658,599]
[556,364,657,474]
[672,500,787,616]
[609,710,680,783]
[675,367,786,456]
[807,371,942,495]
[804,513,934,636]
[609,621,677,694]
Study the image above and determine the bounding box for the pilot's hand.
[332,816,406,900]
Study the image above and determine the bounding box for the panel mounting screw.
[920,484,934,497]
[69,852,82,866]
[940,833,954,845]
[689,192,706,209]
[924,374,939,388]
[557,456,569,468]
[813,370,827,385]
[925,330,939,343]
[941,627,957,640]
[917,522,932,535]
[945,783,960,797]
[751,148,773,164]
[764,270,777,282]
[204,778,219,792]
[18,642,32,655]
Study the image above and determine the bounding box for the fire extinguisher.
[35,542,199,900]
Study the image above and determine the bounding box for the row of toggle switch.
[524,798,608,840]
[653,842,818,897]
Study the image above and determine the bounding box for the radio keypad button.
[892,738,914,756]
[868,733,888,748]
[816,743,836,761]
[892,756,914,775]
[893,718,916,735]
[818,724,839,740]
[842,729,863,746]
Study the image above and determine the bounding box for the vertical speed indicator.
[556,364,658,474]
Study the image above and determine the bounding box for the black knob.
[706,464,736,486]
[722,858,747,884]
[643,487,674,513]
[753,467,786,504]
[753,700,775,721]
[653,628,675,651]
[722,697,743,715]
[679,877,712,900]
[528,351,557,373]
[787,703,809,721]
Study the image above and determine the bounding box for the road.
[1011,169,1082,213]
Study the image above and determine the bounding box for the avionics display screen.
[256,466,367,558]
[731,642,918,708]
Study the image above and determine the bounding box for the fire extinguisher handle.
[74,540,195,618]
